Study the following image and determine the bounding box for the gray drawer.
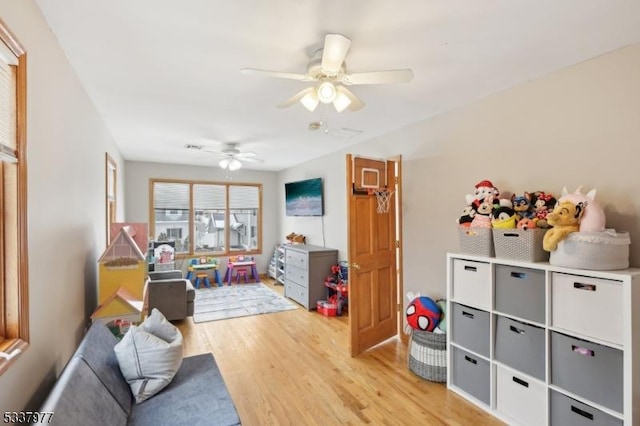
[285,249,308,271]
[551,331,623,413]
[285,264,308,286]
[451,346,490,406]
[494,315,545,380]
[285,280,309,309]
[550,390,622,426]
[495,265,545,323]
[451,303,490,357]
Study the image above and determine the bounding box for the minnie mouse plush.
[531,191,556,228]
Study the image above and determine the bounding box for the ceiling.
[35,1,640,171]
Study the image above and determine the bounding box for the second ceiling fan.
[241,34,414,113]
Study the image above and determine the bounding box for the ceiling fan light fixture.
[317,80,336,103]
[333,86,352,112]
[218,158,231,169]
[300,89,319,111]
[228,158,242,171]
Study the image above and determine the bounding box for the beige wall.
[279,43,640,304]
[402,43,640,298]
[0,1,124,412]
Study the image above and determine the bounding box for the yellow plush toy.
[542,200,586,252]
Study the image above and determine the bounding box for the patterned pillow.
[114,309,183,403]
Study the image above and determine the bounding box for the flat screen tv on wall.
[285,177,324,216]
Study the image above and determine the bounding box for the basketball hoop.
[368,188,395,214]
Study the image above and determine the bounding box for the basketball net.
[368,188,395,214]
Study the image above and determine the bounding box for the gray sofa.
[146,270,195,321]
[37,320,241,426]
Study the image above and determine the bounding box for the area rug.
[193,283,298,323]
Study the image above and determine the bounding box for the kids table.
[224,260,259,285]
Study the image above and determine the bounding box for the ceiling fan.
[241,33,414,113]
[190,143,263,171]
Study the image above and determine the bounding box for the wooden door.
[347,154,400,356]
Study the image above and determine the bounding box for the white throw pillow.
[114,309,183,403]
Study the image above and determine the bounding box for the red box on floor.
[317,300,337,317]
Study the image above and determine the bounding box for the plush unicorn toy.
[557,186,606,232]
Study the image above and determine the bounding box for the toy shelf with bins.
[268,245,278,280]
[446,252,640,426]
[276,244,285,285]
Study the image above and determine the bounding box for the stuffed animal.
[543,200,586,251]
[466,180,511,209]
[457,204,476,227]
[435,299,447,333]
[511,192,534,220]
[517,218,537,230]
[491,206,517,229]
[530,191,556,228]
[286,233,306,244]
[470,198,493,228]
[406,295,441,332]
[557,186,605,232]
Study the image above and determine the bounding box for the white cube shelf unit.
[446,252,640,426]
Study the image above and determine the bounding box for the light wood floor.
[176,280,504,426]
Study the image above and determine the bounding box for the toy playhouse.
[90,287,144,339]
[94,223,149,331]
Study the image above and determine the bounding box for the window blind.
[230,186,259,209]
[194,184,225,210]
[0,42,17,160]
[153,182,189,209]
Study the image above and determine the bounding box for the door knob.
[348,262,361,270]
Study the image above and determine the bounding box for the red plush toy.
[406,296,441,332]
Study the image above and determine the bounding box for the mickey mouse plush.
[457,204,476,227]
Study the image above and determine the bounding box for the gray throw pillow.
[114,309,183,403]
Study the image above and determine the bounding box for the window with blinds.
[0,19,28,375]
[151,180,262,256]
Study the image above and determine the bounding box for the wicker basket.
[492,228,549,262]
[458,227,494,257]
[408,330,447,382]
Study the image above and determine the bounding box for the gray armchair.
[144,270,195,321]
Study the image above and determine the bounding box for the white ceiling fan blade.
[335,85,365,111]
[240,68,312,82]
[240,157,264,163]
[321,34,351,75]
[235,151,257,158]
[200,148,225,156]
[278,87,316,109]
[343,69,414,85]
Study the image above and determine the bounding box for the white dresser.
[283,244,337,310]
[446,252,640,425]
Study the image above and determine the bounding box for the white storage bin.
[451,259,491,310]
[551,272,623,345]
[496,365,546,426]
[549,230,630,271]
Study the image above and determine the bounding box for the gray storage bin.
[451,346,491,406]
[451,303,490,357]
[550,390,622,426]
[495,265,545,324]
[551,331,623,413]
[494,315,545,380]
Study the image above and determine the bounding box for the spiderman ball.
[406,296,441,331]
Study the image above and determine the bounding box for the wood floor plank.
[177,281,504,425]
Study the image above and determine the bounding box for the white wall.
[279,43,640,306]
[124,161,279,274]
[0,0,124,412]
